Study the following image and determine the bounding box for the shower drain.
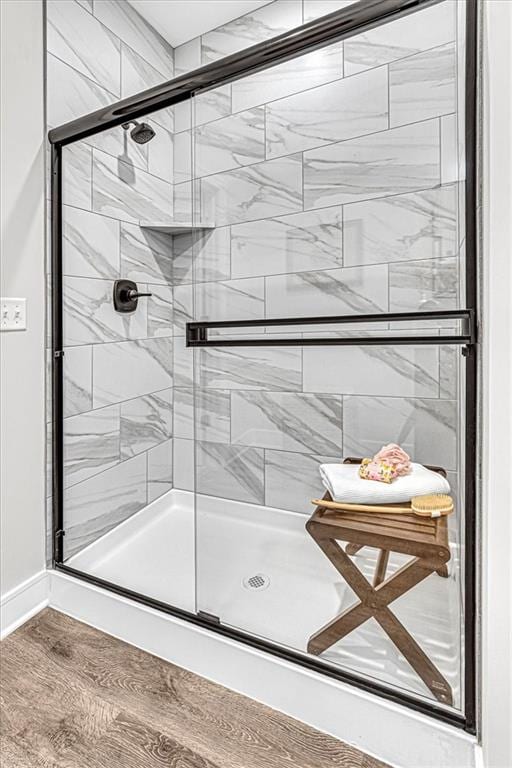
[243,573,270,591]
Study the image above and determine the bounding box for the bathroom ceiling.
[127,0,273,47]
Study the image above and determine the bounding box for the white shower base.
[68,488,462,708]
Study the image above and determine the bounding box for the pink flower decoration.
[373,443,411,476]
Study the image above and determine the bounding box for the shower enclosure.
[50,0,478,733]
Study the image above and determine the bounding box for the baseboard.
[1,569,49,640]
[49,569,478,768]
[473,745,485,768]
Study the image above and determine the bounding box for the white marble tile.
[93,337,173,407]
[173,437,194,491]
[441,113,459,184]
[63,143,92,211]
[174,335,193,388]
[148,438,173,502]
[147,283,173,337]
[198,347,302,391]
[344,2,456,76]
[343,184,458,266]
[343,395,458,472]
[264,449,340,513]
[171,236,196,286]
[190,388,232,444]
[195,277,264,323]
[64,453,147,558]
[174,37,201,76]
[195,108,265,177]
[173,227,231,285]
[440,346,460,400]
[389,256,459,312]
[93,0,174,78]
[201,154,303,226]
[63,276,147,345]
[173,180,200,221]
[87,124,149,174]
[303,119,441,208]
[231,392,342,454]
[196,441,264,505]
[64,404,120,488]
[266,65,388,158]
[173,100,193,134]
[120,43,167,100]
[303,345,440,398]
[63,345,93,417]
[232,42,343,113]
[173,388,194,441]
[63,206,120,279]
[231,207,342,279]
[195,84,232,127]
[303,0,355,22]
[147,123,173,183]
[390,43,456,128]
[172,284,193,335]
[120,389,173,460]
[47,0,120,96]
[198,389,231,444]
[200,0,302,65]
[47,53,115,127]
[154,107,176,135]
[120,223,173,285]
[92,148,172,223]
[173,130,192,185]
[266,264,388,319]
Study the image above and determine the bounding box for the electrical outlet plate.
[1,298,27,331]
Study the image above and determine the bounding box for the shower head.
[122,120,156,144]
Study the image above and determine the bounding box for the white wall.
[480,2,512,767]
[0,1,46,600]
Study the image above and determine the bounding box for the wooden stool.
[306,458,453,705]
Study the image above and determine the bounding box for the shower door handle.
[186,310,476,348]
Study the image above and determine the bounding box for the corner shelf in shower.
[139,221,215,235]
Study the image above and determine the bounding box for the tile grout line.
[182,110,455,184]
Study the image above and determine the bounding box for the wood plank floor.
[0,609,389,768]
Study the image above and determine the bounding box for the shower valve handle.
[113,279,152,313]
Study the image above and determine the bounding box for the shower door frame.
[49,0,479,734]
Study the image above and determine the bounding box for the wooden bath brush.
[311,493,454,519]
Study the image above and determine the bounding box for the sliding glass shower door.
[51,0,475,729]
[192,0,472,714]
[57,103,195,612]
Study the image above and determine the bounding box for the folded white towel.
[319,462,450,504]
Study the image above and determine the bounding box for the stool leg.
[373,549,390,587]
[346,543,363,556]
[376,607,453,706]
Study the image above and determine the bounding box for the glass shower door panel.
[194,342,466,709]
[59,104,192,610]
[193,0,470,713]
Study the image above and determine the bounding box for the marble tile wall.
[58,195,175,557]
[48,0,467,554]
[47,0,175,558]
[170,0,465,514]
